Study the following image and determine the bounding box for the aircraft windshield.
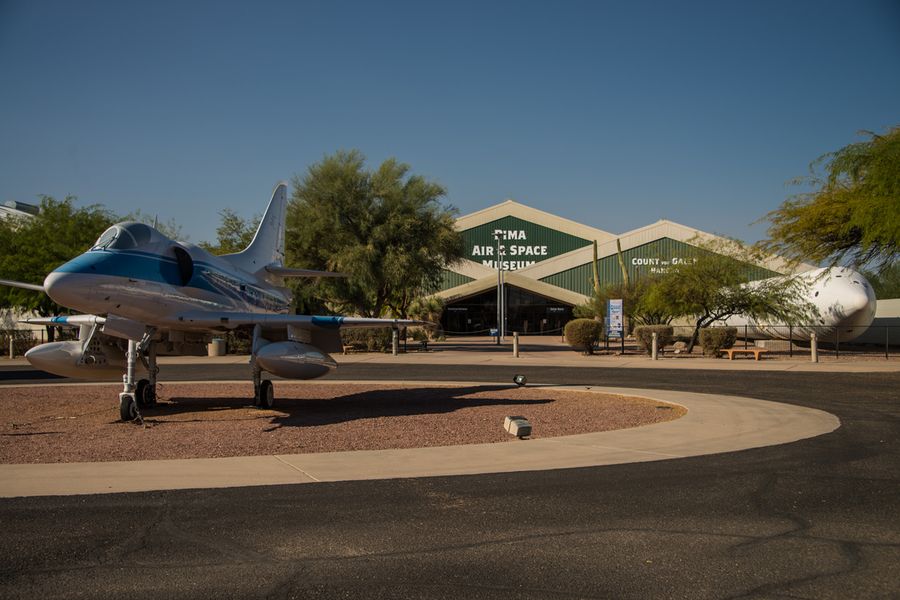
[92,222,155,251]
[93,226,118,250]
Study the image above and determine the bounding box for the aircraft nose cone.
[43,271,97,313]
[845,288,871,314]
[835,276,877,337]
[43,271,72,306]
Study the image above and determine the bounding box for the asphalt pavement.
[1,358,899,598]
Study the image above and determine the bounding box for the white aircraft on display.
[719,266,877,342]
[0,183,423,421]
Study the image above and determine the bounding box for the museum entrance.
[441,285,574,336]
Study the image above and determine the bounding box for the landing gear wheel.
[257,380,274,409]
[135,379,156,407]
[119,394,138,422]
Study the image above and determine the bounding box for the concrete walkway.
[0,385,839,498]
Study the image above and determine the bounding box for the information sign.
[607,299,623,339]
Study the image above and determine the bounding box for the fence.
[1,328,77,358]
[610,324,899,360]
[4,324,898,360]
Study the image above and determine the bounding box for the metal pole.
[744,324,748,349]
[651,331,658,360]
[495,234,501,345]
[886,326,889,360]
[392,329,399,356]
[789,324,793,358]
[8,336,13,359]
[500,262,505,342]
[810,332,818,363]
[513,332,519,358]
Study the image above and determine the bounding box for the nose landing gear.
[118,333,158,422]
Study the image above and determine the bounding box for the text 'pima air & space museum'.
[436,200,795,335]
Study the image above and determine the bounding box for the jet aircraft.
[1,183,424,421]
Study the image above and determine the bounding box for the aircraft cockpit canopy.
[92,222,162,251]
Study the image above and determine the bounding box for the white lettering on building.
[468,229,550,271]
[631,256,699,273]
[482,260,537,270]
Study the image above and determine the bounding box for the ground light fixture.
[513,374,527,386]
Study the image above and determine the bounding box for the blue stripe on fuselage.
[54,250,217,292]
[53,250,288,312]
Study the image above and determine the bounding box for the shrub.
[564,318,603,355]
[340,327,393,352]
[633,325,674,356]
[699,327,738,357]
[409,326,429,342]
[1,330,36,356]
[225,329,252,354]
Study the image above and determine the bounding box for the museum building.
[436,200,798,335]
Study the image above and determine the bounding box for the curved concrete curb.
[0,386,839,498]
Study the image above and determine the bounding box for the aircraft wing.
[265,266,348,278]
[0,278,44,292]
[174,311,429,330]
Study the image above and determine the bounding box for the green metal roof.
[439,269,474,292]
[539,238,782,296]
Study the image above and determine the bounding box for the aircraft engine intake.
[172,246,194,286]
[253,341,337,380]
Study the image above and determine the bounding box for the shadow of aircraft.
[142,385,552,430]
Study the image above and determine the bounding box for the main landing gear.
[251,357,275,409]
[250,324,275,410]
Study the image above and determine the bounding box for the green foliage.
[408,295,445,340]
[286,150,464,318]
[408,295,445,323]
[409,327,430,342]
[647,238,814,352]
[699,327,738,356]
[340,327,393,352]
[0,196,114,318]
[862,263,900,299]
[762,126,900,271]
[223,330,252,354]
[199,209,261,255]
[573,295,605,320]
[574,277,672,331]
[564,318,602,355]
[633,325,674,356]
[289,283,330,316]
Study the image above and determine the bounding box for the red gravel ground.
[0,382,685,464]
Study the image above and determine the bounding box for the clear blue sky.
[1,0,898,245]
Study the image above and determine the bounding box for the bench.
[721,348,770,361]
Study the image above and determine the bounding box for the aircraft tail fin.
[221,182,288,275]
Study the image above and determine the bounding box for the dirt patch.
[0,382,685,463]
